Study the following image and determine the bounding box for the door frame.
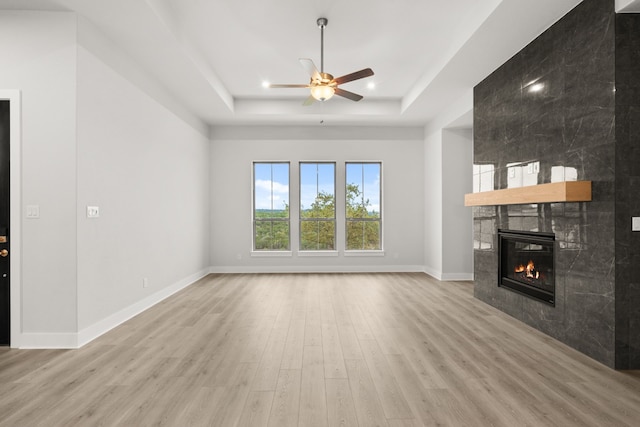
[1,90,21,348]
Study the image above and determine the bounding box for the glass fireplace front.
[498,229,555,305]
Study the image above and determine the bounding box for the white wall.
[76,23,211,335]
[423,90,474,281]
[210,126,425,272]
[0,10,473,348]
[442,128,473,279]
[423,129,443,278]
[0,11,79,338]
[1,11,210,347]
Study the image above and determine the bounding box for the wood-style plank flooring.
[1,273,640,426]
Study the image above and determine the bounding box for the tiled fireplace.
[472,0,640,369]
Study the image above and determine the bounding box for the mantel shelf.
[464,181,592,206]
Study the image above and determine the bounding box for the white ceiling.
[2,0,614,128]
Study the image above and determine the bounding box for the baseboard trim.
[16,266,471,349]
[423,267,473,282]
[18,268,209,349]
[19,333,79,349]
[209,265,426,274]
[76,268,210,348]
[423,266,443,280]
[440,273,474,281]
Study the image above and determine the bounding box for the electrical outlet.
[632,217,640,232]
[87,206,100,218]
[143,277,149,288]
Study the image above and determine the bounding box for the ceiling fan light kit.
[310,84,335,101]
[268,17,374,105]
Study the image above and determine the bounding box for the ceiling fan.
[268,17,374,105]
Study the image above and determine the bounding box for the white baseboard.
[423,266,443,280]
[16,266,471,349]
[18,268,209,349]
[19,333,79,349]
[440,273,474,281]
[423,267,473,282]
[76,268,209,347]
[209,265,426,274]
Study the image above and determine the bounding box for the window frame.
[299,162,337,252]
[344,161,383,252]
[252,161,291,253]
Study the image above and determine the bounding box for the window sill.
[298,251,339,257]
[251,251,293,257]
[344,250,385,257]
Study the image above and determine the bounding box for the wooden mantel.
[464,181,592,206]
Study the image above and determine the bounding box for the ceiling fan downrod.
[317,17,328,73]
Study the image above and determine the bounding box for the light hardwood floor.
[1,273,639,426]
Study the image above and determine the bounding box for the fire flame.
[515,260,539,279]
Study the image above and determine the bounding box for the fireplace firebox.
[498,229,555,305]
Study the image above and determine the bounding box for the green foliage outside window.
[253,162,380,251]
[301,191,335,250]
[253,162,290,251]
[254,203,289,250]
[345,183,381,250]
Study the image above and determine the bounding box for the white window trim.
[252,161,291,252]
[251,250,293,257]
[299,161,337,252]
[344,250,385,257]
[345,161,384,252]
[297,250,339,257]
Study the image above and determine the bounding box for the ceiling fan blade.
[268,84,310,88]
[333,68,374,85]
[335,88,363,102]
[299,58,321,81]
[302,95,316,106]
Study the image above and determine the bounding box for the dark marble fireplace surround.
[473,0,640,369]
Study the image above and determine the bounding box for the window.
[300,162,335,250]
[253,162,290,250]
[345,162,381,250]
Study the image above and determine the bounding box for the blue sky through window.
[346,163,381,214]
[300,163,335,212]
[254,163,289,212]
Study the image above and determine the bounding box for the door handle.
[0,249,7,257]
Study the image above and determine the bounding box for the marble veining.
[472,0,640,369]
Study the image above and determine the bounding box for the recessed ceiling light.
[367,82,376,90]
[262,81,270,88]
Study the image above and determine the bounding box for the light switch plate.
[87,206,100,218]
[632,217,640,231]
[26,205,40,219]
